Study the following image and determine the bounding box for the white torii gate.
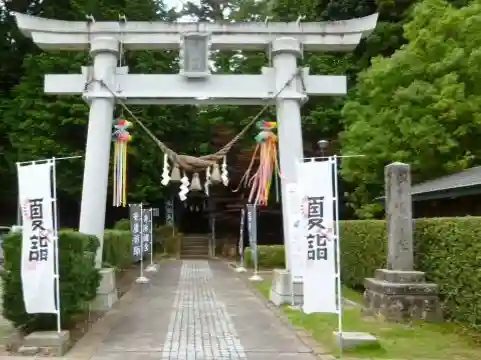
[14,13,378,273]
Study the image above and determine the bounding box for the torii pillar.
[13,12,378,309]
[80,37,119,268]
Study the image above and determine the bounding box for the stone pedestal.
[364,269,442,322]
[269,269,303,306]
[19,330,70,356]
[91,267,118,311]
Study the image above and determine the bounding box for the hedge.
[339,220,387,288]
[245,245,284,268]
[113,219,130,231]
[103,230,132,270]
[2,230,100,331]
[244,217,481,332]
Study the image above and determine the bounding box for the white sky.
[164,0,200,11]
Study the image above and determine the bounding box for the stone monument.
[364,162,442,322]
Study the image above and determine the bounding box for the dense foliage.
[0,0,443,226]
[102,230,133,270]
[341,0,480,217]
[2,230,100,331]
[246,218,481,332]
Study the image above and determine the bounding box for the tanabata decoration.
[235,120,281,206]
[112,119,132,207]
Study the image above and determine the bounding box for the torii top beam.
[13,12,378,52]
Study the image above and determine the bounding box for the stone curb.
[224,261,336,360]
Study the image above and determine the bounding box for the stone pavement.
[88,259,317,360]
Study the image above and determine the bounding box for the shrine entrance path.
[88,259,317,360]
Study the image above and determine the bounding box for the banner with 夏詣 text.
[297,159,338,314]
[18,161,57,314]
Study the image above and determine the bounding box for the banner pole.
[235,208,246,272]
[332,156,344,355]
[51,158,62,333]
[135,203,149,283]
[145,208,157,272]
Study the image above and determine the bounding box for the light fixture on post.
[317,139,329,157]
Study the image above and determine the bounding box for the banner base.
[249,273,263,282]
[135,276,150,284]
[235,266,247,273]
[145,264,158,272]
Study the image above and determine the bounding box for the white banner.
[298,159,338,314]
[18,162,57,314]
[285,183,304,281]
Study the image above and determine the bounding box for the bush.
[103,230,132,270]
[414,218,481,331]
[245,245,285,269]
[339,220,387,288]
[154,224,173,246]
[2,230,100,331]
[113,219,130,231]
[154,225,182,256]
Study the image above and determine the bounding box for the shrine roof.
[409,166,481,201]
[377,166,481,202]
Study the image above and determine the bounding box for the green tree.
[340,0,481,217]
[1,0,183,225]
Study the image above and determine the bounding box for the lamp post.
[317,139,329,157]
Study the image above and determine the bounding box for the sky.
[164,0,200,11]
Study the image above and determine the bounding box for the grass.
[254,280,481,359]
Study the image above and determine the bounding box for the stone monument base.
[269,269,303,306]
[19,330,70,356]
[364,269,442,322]
[91,268,118,311]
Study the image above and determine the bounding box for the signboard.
[18,162,57,314]
[298,159,338,314]
[130,204,142,261]
[141,208,153,255]
[165,199,174,226]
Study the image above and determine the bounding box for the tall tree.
[340,0,481,218]
[0,0,183,225]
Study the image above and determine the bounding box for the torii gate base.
[13,12,378,310]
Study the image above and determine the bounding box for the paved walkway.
[89,260,317,360]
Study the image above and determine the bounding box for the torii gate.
[13,13,378,271]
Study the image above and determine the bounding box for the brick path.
[89,259,317,360]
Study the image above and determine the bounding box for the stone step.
[180,249,209,255]
[182,244,209,250]
[182,240,209,246]
[180,254,210,259]
[18,346,39,356]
